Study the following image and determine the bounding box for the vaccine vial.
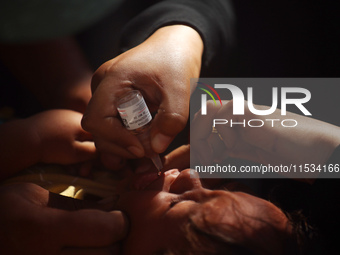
[117,90,163,174]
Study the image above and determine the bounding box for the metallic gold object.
[212,126,224,141]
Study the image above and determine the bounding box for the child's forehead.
[190,191,238,224]
[184,194,247,243]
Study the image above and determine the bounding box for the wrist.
[154,25,203,49]
[150,24,203,57]
[146,25,203,95]
[148,25,203,63]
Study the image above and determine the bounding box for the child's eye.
[169,198,183,208]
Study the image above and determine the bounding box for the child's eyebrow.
[169,196,184,208]
[178,188,212,203]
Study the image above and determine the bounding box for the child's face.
[117,169,290,255]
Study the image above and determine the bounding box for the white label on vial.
[117,97,152,130]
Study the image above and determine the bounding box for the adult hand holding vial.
[81,25,203,170]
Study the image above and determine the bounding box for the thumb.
[150,93,189,153]
[50,209,128,248]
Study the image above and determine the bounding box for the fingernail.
[152,133,172,153]
[128,146,144,157]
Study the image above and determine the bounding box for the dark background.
[230,0,339,78]
[1,1,339,117]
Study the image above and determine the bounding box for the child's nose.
[169,169,202,194]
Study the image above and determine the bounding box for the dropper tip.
[151,154,163,176]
